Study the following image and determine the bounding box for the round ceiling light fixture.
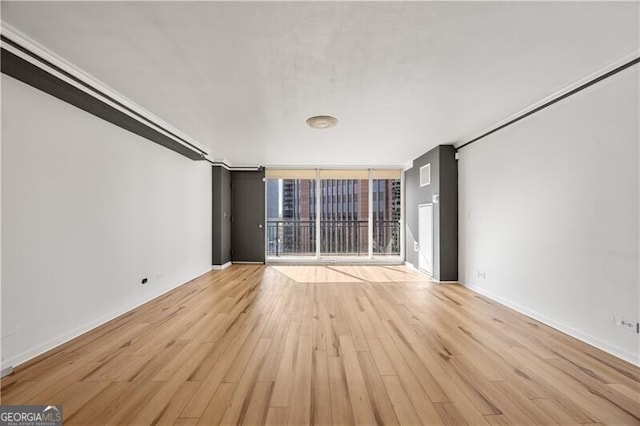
[306,115,338,129]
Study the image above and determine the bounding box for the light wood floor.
[1,265,639,425]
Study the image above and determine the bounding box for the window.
[371,170,402,255]
[266,168,402,259]
[265,170,316,257]
[319,170,369,256]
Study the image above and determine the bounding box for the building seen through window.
[266,170,401,258]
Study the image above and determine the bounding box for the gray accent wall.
[212,166,232,266]
[439,146,458,281]
[405,145,458,281]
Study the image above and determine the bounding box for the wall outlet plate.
[611,315,639,333]
[414,242,419,252]
[620,318,636,332]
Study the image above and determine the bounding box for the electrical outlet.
[610,315,638,333]
[476,271,486,279]
[620,318,636,332]
[414,242,419,252]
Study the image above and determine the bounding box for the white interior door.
[418,204,433,276]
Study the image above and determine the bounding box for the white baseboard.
[212,261,232,270]
[1,367,14,378]
[1,266,213,372]
[461,282,640,367]
[3,308,136,372]
[404,261,441,281]
[404,261,418,271]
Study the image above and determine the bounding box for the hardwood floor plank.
[387,329,450,403]
[337,336,377,425]
[356,351,399,425]
[269,321,301,407]
[181,322,255,417]
[2,360,103,404]
[65,382,129,425]
[608,382,640,402]
[131,342,214,425]
[102,381,167,425]
[484,414,515,425]
[196,382,236,425]
[382,375,422,425]
[328,356,355,425]
[433,401,469,426]
[531,398,584,426]
[443,355,505,416]
[510,346,637,425]
[286,334,313,425]
[311,350,332,425]
[548,357,640,421]
[243,381,274,425]
[411,343,490,425]
[378,336,444,424]
[219,338,272,424]
[489,380,558,425]
[153,381,200,426]
[1,265,637,426]
[264,407,289,425]
[173,418,198,426]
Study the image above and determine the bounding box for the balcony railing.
[372,220,402,255]
[321,220,368,256]
[267,220,400,257]
[267,220,316,256]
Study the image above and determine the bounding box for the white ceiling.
[2,1,638,167]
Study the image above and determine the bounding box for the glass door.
[372,170,402,256]
[266,168,403,261]
[265,170,316,257]
[318,170,370,257]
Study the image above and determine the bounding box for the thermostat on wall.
[432,194,439,203]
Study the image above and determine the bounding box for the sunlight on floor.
[271,265,433,283]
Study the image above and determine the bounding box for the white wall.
[1,75,212,369]
[459,67,639,365]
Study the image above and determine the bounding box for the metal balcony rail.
[266,220,400,257]
[266,220,315,256]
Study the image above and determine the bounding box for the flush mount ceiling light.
[306,115,338,129]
